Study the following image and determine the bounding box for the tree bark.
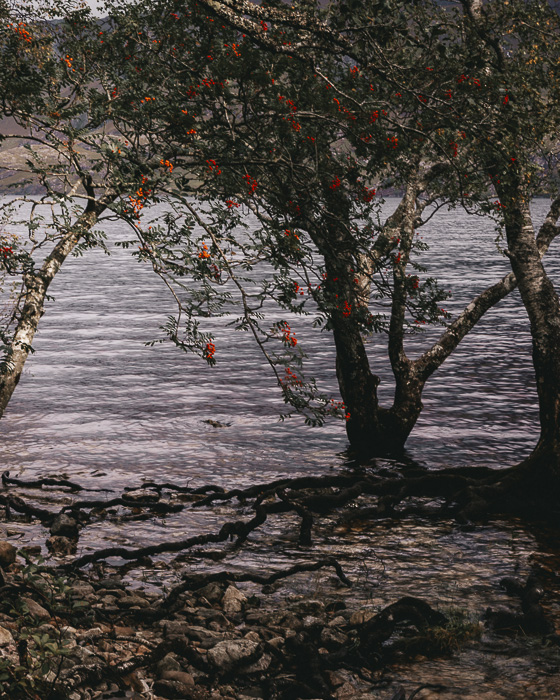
[497,181,560,459]
[0,195,113,418]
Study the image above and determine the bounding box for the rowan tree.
[178,0,560,514]
[98,0,560,464]
[0,2,216,416]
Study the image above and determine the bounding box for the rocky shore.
[0,537,483,700]
[0,471,559,699]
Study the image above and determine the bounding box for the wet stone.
[49,514,79,538]
[0,541,16,568]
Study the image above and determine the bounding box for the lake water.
[0,197,553,485]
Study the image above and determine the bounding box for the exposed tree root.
[129,481,225,495]
[62,503,269,570]
[0,493,57,525]
[0,457,553,575]
[2,470,86,491]
[149,557,352,619]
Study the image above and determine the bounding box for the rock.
[70,581,95,599]
[320,626,349,648]
[159,620,191,636]
[325,670,346,688]
[97,587,126,599]
[152,679,196,699]
[117,594,150,609]
[193,608,229,627]
[195,582,225,604]
[161,670,195,687]
[20,545,41,557]
[266,636,284,650]
[329,615,347,627]
[243,631,261,643]
[94,577,124,590]
[22,598,50,621]
[302,615,323,629]
[207,639,261,673]
[0,626,14,646]
[46,536,77,556]
[77,627,103,642]
[292,599,325,615]
[49,514,79,538]
[0,541,16,567]
[157,653,182,676]
[222,585,247,615]
[349,609,377,626]
[243,652,272,674]
[184,625,228,648]
[99,595,119,607]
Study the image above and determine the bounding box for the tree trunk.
[498,182,560,463]
[0,199,111,418]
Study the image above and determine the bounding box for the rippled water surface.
[1,198,560,698]
[2,197,555,480]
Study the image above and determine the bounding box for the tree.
[101,0,560,461]
[0,2,216,417]
[446,0,560,503]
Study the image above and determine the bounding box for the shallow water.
[1,198,560,698]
